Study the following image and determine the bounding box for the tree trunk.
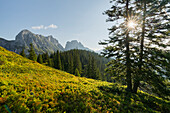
[133,0,146,93]
[126,0,132,92]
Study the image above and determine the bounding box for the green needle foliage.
[39,49,109,80]
[54,50,62,70]
[100,0,170,97]
[133,0,170,96]
[20,48,26,57]
[28,43,37,61]
[99,0,136,92]
[87,56,98,79]
[75,68,81,77]
[73,50,82,74]
[37,54,43,64]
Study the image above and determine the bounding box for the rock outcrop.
[65,40,90,51]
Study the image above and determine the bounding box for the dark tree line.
[20,46,110,81]
[58,49,110,80]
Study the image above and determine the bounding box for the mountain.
[0,37,15,51]
[0,46,169,112]
[0,30,92,55]
[0,29,64,54]
[65,40,91,51]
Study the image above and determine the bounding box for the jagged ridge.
[0,29,64,54]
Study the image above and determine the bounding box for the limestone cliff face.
[0,29,64,54]
[65,40,90,51]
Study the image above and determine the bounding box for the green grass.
[0,46,169,113]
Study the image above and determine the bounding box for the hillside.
[0,46,169,113]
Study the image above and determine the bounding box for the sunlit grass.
[0,46,169,113]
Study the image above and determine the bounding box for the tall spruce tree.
[37,54,43,64]
[88,56,98,79]
[28,43,37,61]
[44,52,50,63]
[96,68,102,80]
[100,0,170,95]
[20,48,26,57]
[99,0,134,92]
[87,56,92,78]
[91,56,97,79]
[68,54,74,74]
[86,56,98,79]
[75,68,81,77]
[73,50,82,74]
[48,58,53,67]
[54,50,62,70]
[132,0,170,95]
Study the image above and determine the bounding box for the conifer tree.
[37,54,43,64]
[125,0,132,92]
[28,43,37,61]
[91,56,97,79]
[48,58,53,67]
[100,0,170,95]
[73,50,82,74]
[99,0,134,92]
[86,56,98,79]
[44,52,50,63]
[42,53,46,63]
[68,54,74,74]
[54,50,62,70]
[132,0,147,93]
[87,56,92,78]
[75,68,81,77]
[96,68,102,80]
[132,0,170,95]
[20,48,26,57]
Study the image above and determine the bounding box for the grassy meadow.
[0,46,169,113]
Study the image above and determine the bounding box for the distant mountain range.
[0,29,91,54]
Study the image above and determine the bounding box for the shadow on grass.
[97,84,170,113]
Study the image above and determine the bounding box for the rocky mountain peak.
[0,30,93,55]
[15,29,33,41]
[65,40,90,51]
[19,29,31,34]
[0,30,64,54]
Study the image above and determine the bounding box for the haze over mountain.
[0,30,91,54]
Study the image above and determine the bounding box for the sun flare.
[128,20,136,29]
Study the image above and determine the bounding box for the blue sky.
[0,0,112,50]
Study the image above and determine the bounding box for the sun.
[124,14,139,32]
[127,20,137,29]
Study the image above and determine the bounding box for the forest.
[20,44,111,81]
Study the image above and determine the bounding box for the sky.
[0,0,112,51]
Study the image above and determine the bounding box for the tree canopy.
[100,0,170,97]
